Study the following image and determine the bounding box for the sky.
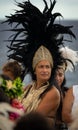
[0,0,78,20]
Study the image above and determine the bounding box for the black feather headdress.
[3,0,76,79]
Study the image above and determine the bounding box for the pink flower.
[9,99,24,121]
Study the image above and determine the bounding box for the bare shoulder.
[65,87,73,96]
[44,86,60,101]
[63,86,74,106]
[49,86,60,96]
[37,85,60,115]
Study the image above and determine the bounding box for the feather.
[2,0,76,79]
[60,46,78,72]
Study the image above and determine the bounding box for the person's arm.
[36,86,60,127]
[62,87,74,125]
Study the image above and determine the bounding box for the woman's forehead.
[37,60,51,65]
[56,68,64,74]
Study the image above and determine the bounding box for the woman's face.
[55,68,65,87]
[35,60,52,83]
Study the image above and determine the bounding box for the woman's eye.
[38,65,43,68]
[46,65,51,68]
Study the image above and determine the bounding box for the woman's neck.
[35,80,48,89]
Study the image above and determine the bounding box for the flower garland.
[0,77,24,99]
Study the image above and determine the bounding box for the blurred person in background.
[2,60,23,81]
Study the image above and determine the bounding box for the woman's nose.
[43,67,48,71]
[55,75,60,81]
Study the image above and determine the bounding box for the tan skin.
[37,86,60,127]
[62,87,74,125]
[35,60,52,88]
[54,68,65,88]
[33,60,60,127]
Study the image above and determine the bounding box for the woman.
[62,85,78,127]
[54,46,78,130]
[61,47,78,128]
[3,0,75,129]
[21,46,60,128]
[54,63,68,130]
